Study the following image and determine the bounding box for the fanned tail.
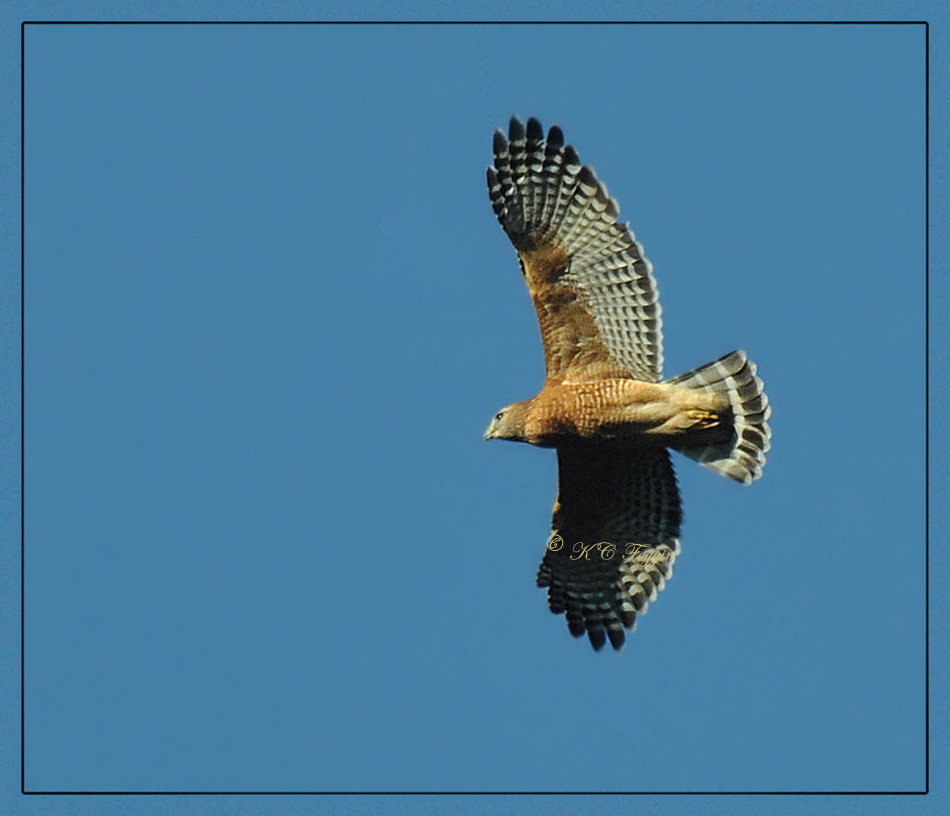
[667,350,771,485]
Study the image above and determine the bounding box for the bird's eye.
[495,411,505,422]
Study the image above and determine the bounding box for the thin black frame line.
[18,18,930,797]
[19,17,26,798]
[20,789,930,796]
[18,19,932,26]
[923,18,930,797]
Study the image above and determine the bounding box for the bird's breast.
[525,379,723,444]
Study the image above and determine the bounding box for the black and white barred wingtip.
[488,116,618,250]
[537,538,680,652]
[488,116,665,382]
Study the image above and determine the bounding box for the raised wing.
[536,444,682,650]
[487,116,663,383]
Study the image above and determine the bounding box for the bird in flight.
[484,116,771,651]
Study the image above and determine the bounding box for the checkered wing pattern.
[487,116,663,382]
[537,444,682,650]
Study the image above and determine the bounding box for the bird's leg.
[685,409,720,430]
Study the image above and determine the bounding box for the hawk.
[484,117,771,651]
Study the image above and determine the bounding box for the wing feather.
[536,444,682,650]
[488,116,663,383]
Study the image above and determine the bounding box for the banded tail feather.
[667,350,771,484]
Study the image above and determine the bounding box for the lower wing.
[537,444,682,650]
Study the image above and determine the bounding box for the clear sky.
[2,2,947,815]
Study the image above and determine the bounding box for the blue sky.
[2,3,948,815]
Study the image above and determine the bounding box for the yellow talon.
[688,410,719,429]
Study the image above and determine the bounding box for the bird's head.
[484,400,531,443]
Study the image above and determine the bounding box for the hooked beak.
[484,422,496,441]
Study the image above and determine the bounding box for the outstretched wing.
[487,116,663,383]
[537,444,682,650]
